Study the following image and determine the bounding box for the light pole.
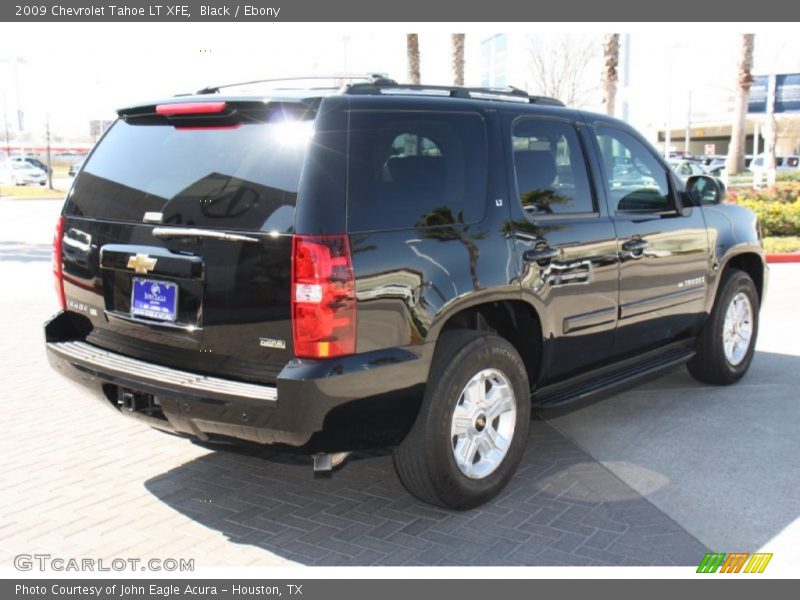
[664,43,685,158]
[685,90,692,155]
[664,48,672,158]
[621,33,631,122]
[12,55,24,157]
[45,113,53,190]
[342,35,350,73]
[1,89,9,158]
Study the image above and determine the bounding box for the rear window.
[66,115,313,233]
[512,118,595,215]
[346,111,487,232]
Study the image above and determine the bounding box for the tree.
[407,34,421,85]
[451,34,465,86]
[726,34,755,175]
[415,206,486,290]
[526,33,600,107]
[602,34,620,117]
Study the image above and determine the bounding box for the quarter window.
[347,111,487,232]
[512,119,594,216]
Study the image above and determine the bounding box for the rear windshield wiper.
[151,227,260,243]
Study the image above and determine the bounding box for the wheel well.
[439,301,542,388]
[724,253,764,301]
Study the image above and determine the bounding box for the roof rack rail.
[195,74,391,95]
[344,80,565,106]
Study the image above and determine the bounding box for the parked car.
[669,158,707,181]
[44,77,767,509]
[68,160,84,177]
[11,156,51,174]
[749,154,800,175]
[706,163,727,177]
[704,155,726,170]
[704,155,754,175]
[1,162,47,186]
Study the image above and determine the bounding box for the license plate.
[131,278,178,322]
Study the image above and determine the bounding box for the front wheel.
[393,330,531,509]
[687,269,759,385]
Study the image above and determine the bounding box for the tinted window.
[594,126,672,212]
[512,119,594,216]
[346,111,487,232]
[67,116,312,232]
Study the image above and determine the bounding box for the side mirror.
[686,174,725,205]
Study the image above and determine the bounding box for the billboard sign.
[748,73,800,114]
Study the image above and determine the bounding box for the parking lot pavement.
[0,198,793,567]
[542,262,800,562]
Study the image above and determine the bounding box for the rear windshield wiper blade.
[151,227,260,243]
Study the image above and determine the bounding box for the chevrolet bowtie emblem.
[127,254,158,274]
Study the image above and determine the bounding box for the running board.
[533,342,696,408]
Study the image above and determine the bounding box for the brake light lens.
[155,101,227,115]
[52,215,66,310]
[291,234,356,359]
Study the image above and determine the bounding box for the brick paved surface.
[0,199,708,567]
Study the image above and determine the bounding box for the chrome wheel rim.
[723,292,753,366]
[450,368,516,479]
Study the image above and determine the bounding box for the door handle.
[523,246,559,263]
[622,238,648,253]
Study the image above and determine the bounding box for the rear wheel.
[393,330,530,509]
[687,269,759,385]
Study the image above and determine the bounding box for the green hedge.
[777,172,800,182]
[727,182,800,236]
[736,200,800,236]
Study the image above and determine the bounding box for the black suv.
[46,77,766,509]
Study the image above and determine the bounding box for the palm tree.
[726,34,755,175]
[407,34,421,84]
[451,34,465,86]
[602,34,620,117]
[415,206,486,290]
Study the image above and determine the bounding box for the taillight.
[291,234,356,359]
[155,101,227,115]
[52,215,66,310]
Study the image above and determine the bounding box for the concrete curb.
[766,253,800,263]
[0,195,65,201]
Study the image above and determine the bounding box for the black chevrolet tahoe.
[45,77,767,509]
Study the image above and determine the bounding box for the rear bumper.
[45,311,429,450]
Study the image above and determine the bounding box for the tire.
[687,269,759,385]
[393,329,531,509]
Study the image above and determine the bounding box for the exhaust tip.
[312,452,350,477]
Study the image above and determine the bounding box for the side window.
[512,118,595,216]
[594,126,672,212]
[347,112,487,232]
[391,133,443,157]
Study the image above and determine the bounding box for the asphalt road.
[0,198,796,568]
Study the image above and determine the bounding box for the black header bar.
[0,0,792,22]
